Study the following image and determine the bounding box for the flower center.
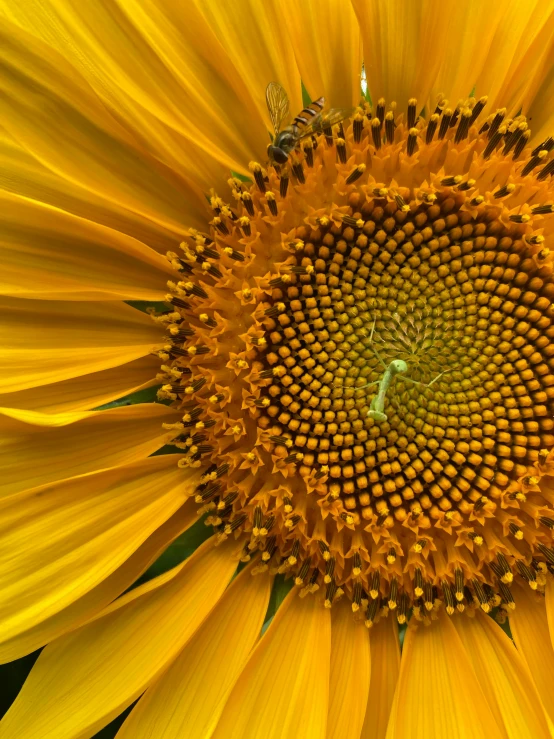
[159,94,554,623]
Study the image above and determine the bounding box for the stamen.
[513,130,531,159]
[388,578,398,610]
[516,561,538,589]
[376,98,386,125]
[295,558,311,585]
[469,96,488,125]
[364,596,380,627]
[352,581,363,612]
[241,192,255,215]
[407,128,418,156]
[371,117,382,149]
[455,569,464,601]
[397,593,409,624]
[369,571,380,599]
[521,149,548,176]
[336,138,347,164]
[265,191,278,216]
[426,113,439,144]
[385,111,395,143]
[291,161,305,184]
[353,111,364,143]
[498,581,515,609]
[438,109,453,140]
[279,173,289,198]
[482,125,507,158]
[249,162,266,192]
[407,98,417,129]
[537,159,554,181]
[531,204,554,214]
[472,579,491,613]
[494,183,516,198]
[345,164,366,184]
[503,122,528,155]
[488,108,506,139]
[454,108,472,143]
[537,543,554,565]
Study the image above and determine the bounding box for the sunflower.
[1,0,554,737]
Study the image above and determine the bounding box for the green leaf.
[129,515,213,589]
[91,705,135,738]
[150,443,184,456]
[126,300,169,313]
[262,574,294,633]
[360,62,371,105]
[301,80,312,107]
[0,651,40,720]
[398,622,407,650]
[231,170,253,183]
[95,385,161,411]
[494,608,513,640]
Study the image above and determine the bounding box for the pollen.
[159,94,554,624]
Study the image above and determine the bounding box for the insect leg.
[368,319,388,370]
[353,380,381,391]
[401,369,453,388]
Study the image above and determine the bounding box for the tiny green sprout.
[347,320,451,423]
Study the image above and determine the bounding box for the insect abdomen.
[293,96,325,129]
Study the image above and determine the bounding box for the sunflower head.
[158,93,554,624]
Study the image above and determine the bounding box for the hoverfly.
[265,81,352,164]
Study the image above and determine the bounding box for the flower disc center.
[255,195,554,528]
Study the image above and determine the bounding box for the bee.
[265,81,352,164]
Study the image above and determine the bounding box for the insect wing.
[297,108,354,140]
[265,82,291,135]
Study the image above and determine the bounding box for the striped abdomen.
[292,96,325,130]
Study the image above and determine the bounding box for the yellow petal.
[0,499,198,663]
[197,0,302,127]
[0,455,197,644]
[546,577,554,648]
[0,355,159,414]
[0,192,174,301]
[117,565,272,738]
[0,3,267,181]
[328,601,371,739]
[485,2,554,119]
[511,583,554,724]
[109,0,268,172]
[526,64,554,149]
[352,0,554,118]
[0,22,209,234]
[212,590,331,739]
[0,536,240,739]
[385,612,504,739]
[0,403,180,498]
[283,0,362,108]
[352,0,448,112]
[0,297,164,394]
[454,611,551,739]
[0,130,184,253]
[361,616,400,739]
